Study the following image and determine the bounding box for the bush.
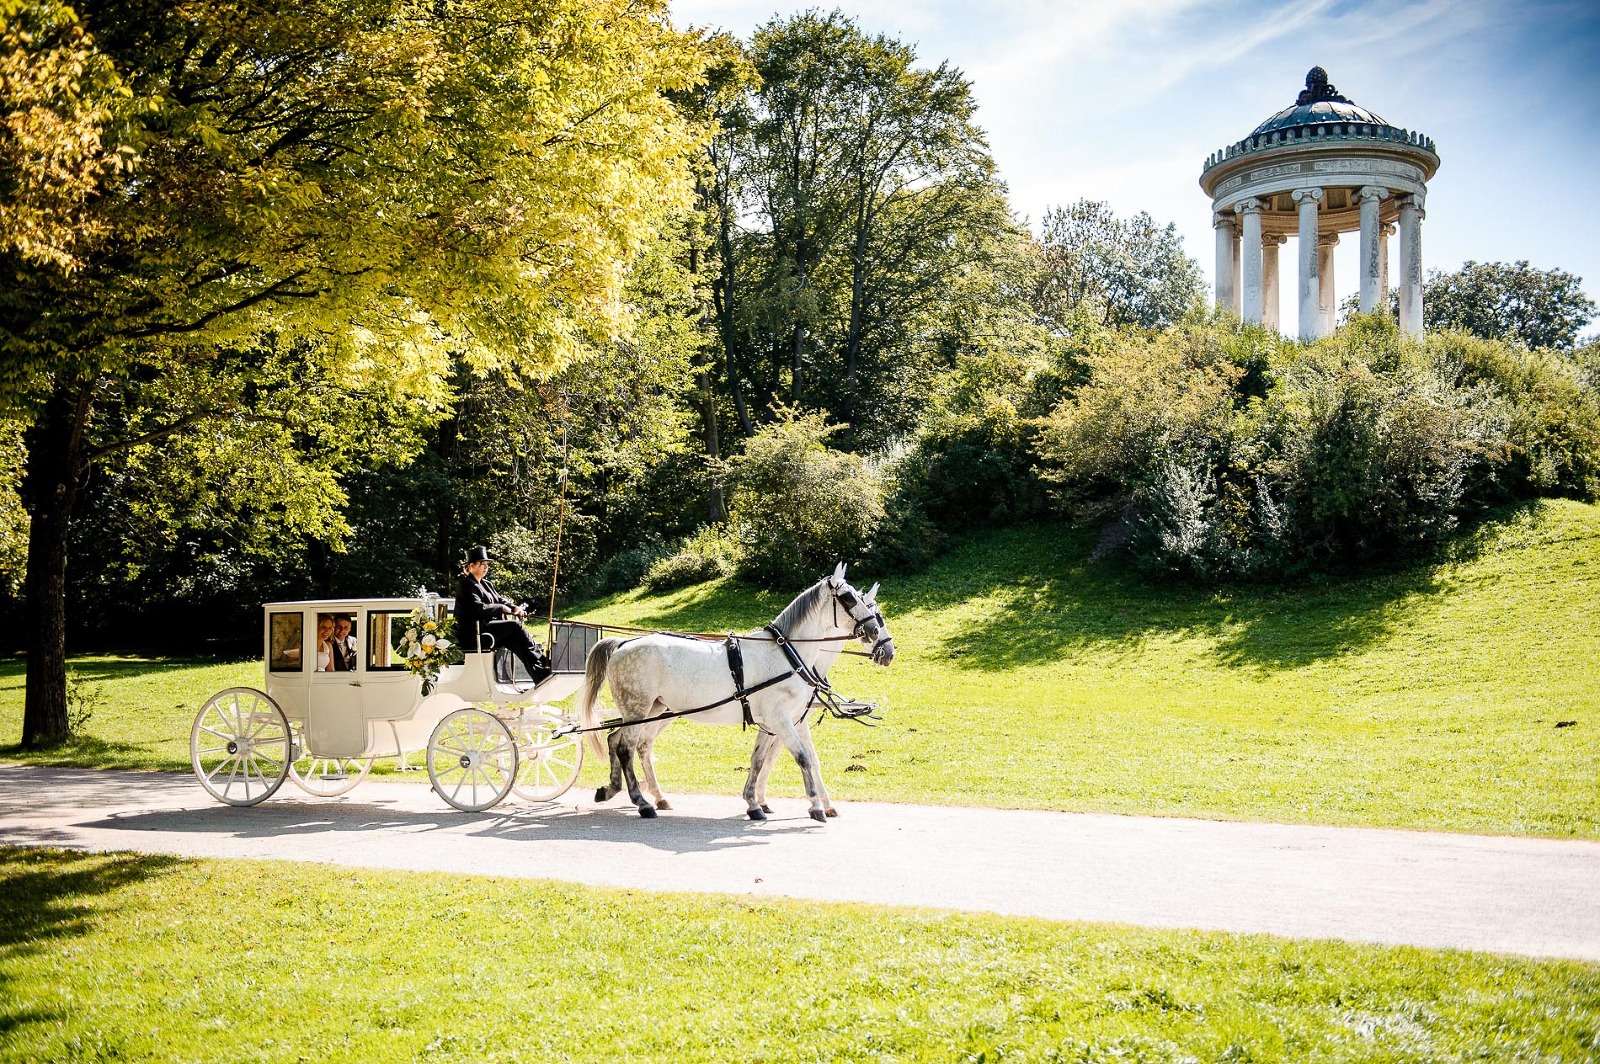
[580,539,672,598]
[640,524,740,592]
[1035,316,1563,579]
[1439,332,1600,499]
[727,409,885,588]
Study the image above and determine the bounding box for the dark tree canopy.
[1426,260,1596,350]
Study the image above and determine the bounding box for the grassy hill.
[573,499,1600,837]
[3,500,1596,838]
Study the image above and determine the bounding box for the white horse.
[579,563,895,822]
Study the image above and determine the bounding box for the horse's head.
[827,563,895,666]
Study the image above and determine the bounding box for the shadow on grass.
[0,847,182,1036]
[577,503,1554,675]
[0,735,170,771]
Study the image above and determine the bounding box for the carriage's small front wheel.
[190,688,291,807]
[427,708,518,812]
[288,724,374,797]
[510,711,585,803]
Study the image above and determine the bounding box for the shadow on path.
[75,795,819,857]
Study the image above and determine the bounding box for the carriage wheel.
[288,725,374,797]
[190,688,291,807]
[510,711,585,803]
[427,708,518,812]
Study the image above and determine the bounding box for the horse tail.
[580,638,623,758]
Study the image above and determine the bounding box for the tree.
[1425,260,1596,350]
[708,10,1013,448]
[1033,200,1205,331]
[1,0,711,744]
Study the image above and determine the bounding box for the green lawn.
[3,500,1597,836]
[3,846,1596,1064]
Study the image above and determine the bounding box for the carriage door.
[307,611,367,757]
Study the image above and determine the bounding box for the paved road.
[3,764,1596,962]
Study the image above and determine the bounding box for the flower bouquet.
[397,608,459,694]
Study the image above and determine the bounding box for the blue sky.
[672,0,1600,333]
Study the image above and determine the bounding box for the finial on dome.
[1296,66,1351,106]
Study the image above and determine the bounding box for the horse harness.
[559,601,887,739]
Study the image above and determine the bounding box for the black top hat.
[463,545,490,565]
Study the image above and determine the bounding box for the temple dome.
[1250,67,1389,135]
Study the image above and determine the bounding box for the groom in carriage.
[456,545,553,687]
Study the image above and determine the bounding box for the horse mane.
[771,578,831,635]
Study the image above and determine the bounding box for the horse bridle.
[829,578,894,662]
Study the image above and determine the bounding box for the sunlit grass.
[577,499,1600,837]
[3,500,1596,837]
[3,847,1596,1064]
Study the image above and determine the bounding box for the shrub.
[581,539,672,597]
[640,524,740,592]
[1438,332,1600,499]
[1037,316,1553,579]
[727,409,885,588]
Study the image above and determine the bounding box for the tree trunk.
[845,198,870,423]
[20,380,93,747]
[687,238,727,523]
[791,320,805,403]
[697,364,726,523]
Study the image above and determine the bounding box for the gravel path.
[3,764,1596,962]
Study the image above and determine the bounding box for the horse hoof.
[594,787,610,803]
[809,809,827,823]
[760,803,773,814]
[655,798,671,811]
[825,807,838,818]
[638,806,657,819]
[747,808,767,821]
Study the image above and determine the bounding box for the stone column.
[1262,235,1286,333]
[1236,198,1265,324]
[1398,195,1424,336]
[1318,232,1339,334]
[1379,222,1394,313]
[1214,212,1239,314]
[1293,188,1323,340]
[1357,186,1390,313]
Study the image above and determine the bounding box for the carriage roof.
[262,597,453,613]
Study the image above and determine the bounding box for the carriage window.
[269,613,303,671]
[367,611,409,671]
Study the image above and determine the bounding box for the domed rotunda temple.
[1200,67,1439,338]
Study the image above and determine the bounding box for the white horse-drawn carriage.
[192,566,897,822]
[189,593,598,812]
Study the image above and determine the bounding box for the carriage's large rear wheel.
[510,711,584,803]
[190,688,291,807]
[427,708,518,812]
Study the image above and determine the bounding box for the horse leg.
[769,714,829,823]
[639,718,670,811]
[796,715,838,817]
[616,732,656,819]
[754,732,783,814]
[743,729,781,820]
[594,730,625,803]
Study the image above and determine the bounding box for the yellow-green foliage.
[0,419,25,594]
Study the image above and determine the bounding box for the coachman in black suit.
[456,545,552,685]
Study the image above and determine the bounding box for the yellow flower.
[424,621,438,631]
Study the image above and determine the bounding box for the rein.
[555,617,876,657]
[555,591,886,738]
